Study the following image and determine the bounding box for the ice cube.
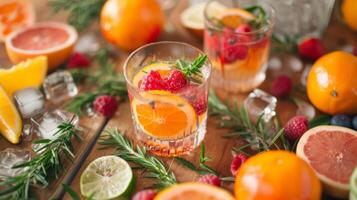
[74,32,100,55]
[295,98,316,120]
[43,71,78,103]
[244,89,277,123]
[268,56,282,70]
[0,148,30,179]
[22,124,32,141]
[300,65,311,86]
[287,55,303,72]
[13,87,45,119]
[31,109,79,140]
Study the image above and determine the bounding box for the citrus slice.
[132,62,174,87]
[5,22,77,70]
[154,182,235,200]
[0,56,47,97]
[351,168,357,200]
[132,90,197,139]
[0,0,35,42]
[80,156,134,200]
[180,2,226,37]
[0,85,22,144]
[296,125,357,199]
[217,8,255,28]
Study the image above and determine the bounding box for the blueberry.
[352,115,357,130]
[330,114,352,128]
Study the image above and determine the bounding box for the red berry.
[139,70,166,91]
[220,28,249,63]
[93,95,118,117]
[164,70,187,92]
[298,37,326,60]
[197,174,221,187]
[132,189,157,200]
[284,115,309,140]
[67,52,91,68]
[353,44,357,56]
[270,75,293,98]
[192,95,207,115]
[230,153,248,176]
[235,24,252,33]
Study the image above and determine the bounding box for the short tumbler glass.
[204,0,275,93]
[124,42,211,157]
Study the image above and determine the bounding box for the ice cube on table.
[287,55,303,72]
[294,98,316,120]
[13,87,45,119]
[43,71,78,103]
[268,56,282,70]
[244,89,277,123]
[300,65,311,86]
[31,109,79,140]
[0,148,30,179]
[74,32,100,55]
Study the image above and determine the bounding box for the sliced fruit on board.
[154,182,235,200]
[80,156,134,199]
[0,86,22,144]
[5,22,77,70]
[0,0,35,42]
[132,90,197,139]
[0,56,47,97]
[296,125,357,199]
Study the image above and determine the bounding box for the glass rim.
[123,41,212,94]
[204,0,276,35]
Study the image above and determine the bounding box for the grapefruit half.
[5,22,77,70]
[296,125,357,198]
[0,0,35,41]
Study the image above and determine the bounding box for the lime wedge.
[80,156,134,200]
[351,167,357,200]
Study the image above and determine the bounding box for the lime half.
[351,167,357,200]
[80,156,134,199]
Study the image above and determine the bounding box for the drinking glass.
[204,0,275,93]
[124,41,211,157]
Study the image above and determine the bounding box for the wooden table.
[0,0,356,199]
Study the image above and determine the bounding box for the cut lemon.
[80,156,134,200]
[217,8,255,28]
[132,62,173,87]
[0,85,22,144]
[0,56,47,97]
[154,182,235,200]
[132,90,197,139]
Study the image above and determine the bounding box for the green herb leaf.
[62,184,80,200]
[309,114,331,128]
[176,55,207,80]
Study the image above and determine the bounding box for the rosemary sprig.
[175,144,218,175]
[272,34,298,53]
[176,55,207,80]
[244,5,268,30]
[49,0,104,31]
[99,129,177,189]
[0,121,80,200]
[62,183,94,200]
[208,91,289,153]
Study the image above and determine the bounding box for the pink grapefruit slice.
[296,125,357,199]
[5,22,78,70]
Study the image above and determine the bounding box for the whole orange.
[234,151,321,200]
[100,0,164,51]
[341,0,357,31]
[307,51,357,115]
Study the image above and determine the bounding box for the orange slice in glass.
[217,8,255,28]
[132,90,197,139]
[0,0,35,41]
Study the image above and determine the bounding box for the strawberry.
[93,95,118,117]
[270,75,293,98]
[139,70,167,91]
[197,174,221,187]
[67,52,91,68]
[164,70,187,92]
[284,115,309,140]
[230,153,248,176]
[298,37,326,60]
[132,189,157,200]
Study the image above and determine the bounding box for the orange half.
[132,91,197,139]
[217,8,255,28]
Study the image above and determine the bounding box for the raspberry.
[298,37,326,60]
[93,95,118,117]
[197,174,221,187]
[139,70,166,91]
[192,95,207,115]
[220,28,249,63]
[132,189,157,200]
[235,24,252,33]
[230,153,248,176]
[330,114,352,128]
[284,115,309,140]
[270,75,293,98]
[164,70,187,92]
[67,52,91,68]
